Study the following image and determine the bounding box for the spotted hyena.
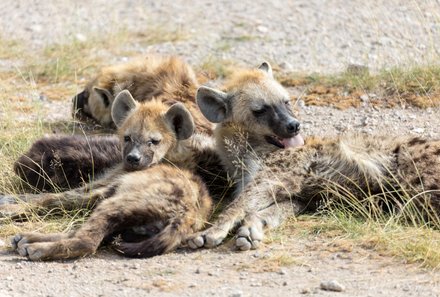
[187,62,440,251]
[5,90,213,260]
[72,54,213,134]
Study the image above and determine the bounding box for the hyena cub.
[188,62,440,251]
[72,55,213,134]
[7,90,212,260]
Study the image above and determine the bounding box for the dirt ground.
[1,1,440,296]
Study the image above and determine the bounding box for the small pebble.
[230,290,243,297]
[320,280,345,292]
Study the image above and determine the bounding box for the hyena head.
[111,90,194,171]
[72,85,115,127]
[196,62,304,149]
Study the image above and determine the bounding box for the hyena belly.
[14,135,121,191]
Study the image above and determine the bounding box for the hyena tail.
[114,218,192,258]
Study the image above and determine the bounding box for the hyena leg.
[12,232,69,249]
[0,178,120,220]
[15,196,149,260]
[188,170,305,249]
[234,199,303,251]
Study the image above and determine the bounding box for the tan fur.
[74,55,213,134]
[188,64,440,251]
[5,100,213,260]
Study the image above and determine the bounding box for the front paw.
[234,225,264,251]
[17,242,51,261]
[187,226,229,249]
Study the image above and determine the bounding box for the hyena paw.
[11,234,25,250]
[17,243,49,261]
[187,227,229,249]
[234,225,264,251]
[187,233,205,249]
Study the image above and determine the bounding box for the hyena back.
[188,62,440,251]
[6,90,213,260]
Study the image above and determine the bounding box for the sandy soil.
[1,1,440,296]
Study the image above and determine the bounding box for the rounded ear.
[111,90,137,127]
[72,89,89,111]
[165,103,195,140]
[93,87,113,107]
[258,61,273,78]
[196,86,230,123]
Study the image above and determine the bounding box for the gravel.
[1,0,440,73]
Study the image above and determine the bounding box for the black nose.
[126,153,141,165]
[286,121,300,134]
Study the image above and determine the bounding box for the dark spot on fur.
[392,145,400,154]
[435,148,440,155]
[171,185,184,200]
[408,137,427,146]
[427,184,439,191]
[411,177,422,185]
[103,185,118,199]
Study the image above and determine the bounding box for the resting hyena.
[187,62,440,251]
[5,90,213,260]
[72,55,213,134]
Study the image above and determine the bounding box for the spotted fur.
[188,62,440,251]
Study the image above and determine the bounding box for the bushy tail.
[114,218,191,258]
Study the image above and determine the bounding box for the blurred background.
[1,0,439,73]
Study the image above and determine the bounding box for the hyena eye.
[284,100,291,106]
[124,136,131,142]
[151,139,161,145]
[147,139,161,146]
[252,105,268,116]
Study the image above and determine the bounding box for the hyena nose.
[286,121,300,134]
[126,153,141,165]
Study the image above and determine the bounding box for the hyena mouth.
[264,134,304,149]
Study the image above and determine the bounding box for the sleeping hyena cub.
[6,90,212,260]
[188,62,440,251]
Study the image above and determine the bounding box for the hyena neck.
[215,122,279,186]
[164,133,216,171]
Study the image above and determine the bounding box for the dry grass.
[282,214,440,269]
[277,64,440,109]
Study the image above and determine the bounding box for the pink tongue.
[282,134,304,148]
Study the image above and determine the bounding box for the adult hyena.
[187,62,440,251]
[4,90,213,260]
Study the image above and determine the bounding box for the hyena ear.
[165,103,195,140]
[258,61,273,77]
[111,90,137,127]
[93,87,113,107]
[72,89,89,111]
[196,86,230,123]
